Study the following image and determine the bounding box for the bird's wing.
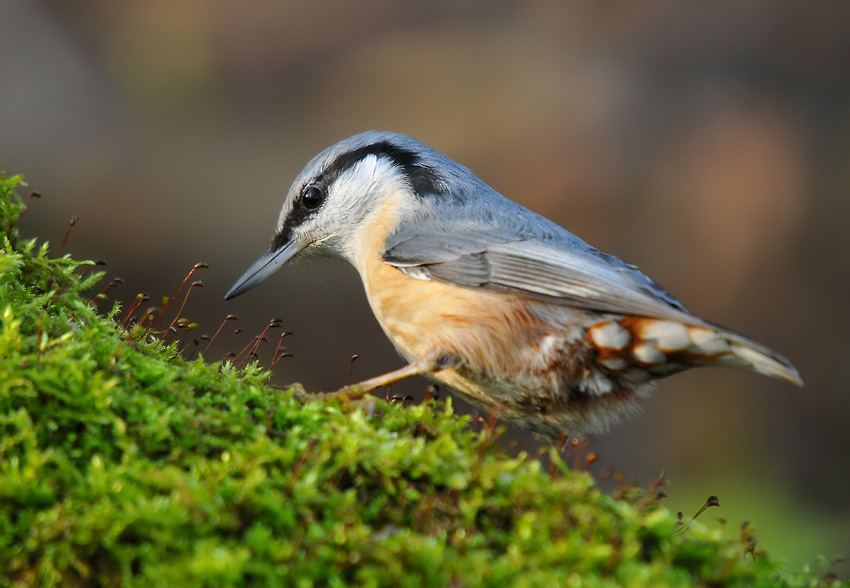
[382,223,698,323]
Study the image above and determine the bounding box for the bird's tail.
[712,329,803,386]
[587,317,803,385]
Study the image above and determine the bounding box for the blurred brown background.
[2,0,849,571]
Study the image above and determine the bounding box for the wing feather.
[383,226,698,324]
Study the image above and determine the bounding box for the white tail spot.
[687,327,731,355]
[637,320,690,352]
[633,342,666,365]
[589,322,630,350]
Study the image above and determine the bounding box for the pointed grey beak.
[224,240,299,300]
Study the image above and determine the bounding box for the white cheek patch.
[333,155,409,208]
[278,155,412,261]
[328,156,414,268]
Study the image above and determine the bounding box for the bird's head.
[225,131,453,300]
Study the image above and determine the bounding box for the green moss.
[0,173,844,587]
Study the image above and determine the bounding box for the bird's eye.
[301,185,324,210]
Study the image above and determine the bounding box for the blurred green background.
[2,0,848,571]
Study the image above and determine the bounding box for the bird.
[225,131,802,437]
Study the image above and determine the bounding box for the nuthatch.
[226,131,802,437]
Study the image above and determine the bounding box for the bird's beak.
[224,239,300,300]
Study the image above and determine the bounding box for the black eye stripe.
[270,230,290,252]
[320,141,446,196]
[272,185,323,251]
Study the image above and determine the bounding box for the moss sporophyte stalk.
[0,173,844,586]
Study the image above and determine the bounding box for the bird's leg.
[313,352,457,402]
[350,353,455,392]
